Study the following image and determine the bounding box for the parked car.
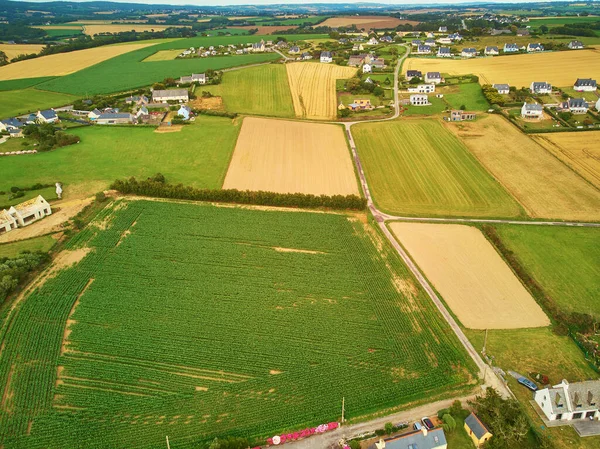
[421,417,434,430]
[518,376,538,391]
[413,422,422,431]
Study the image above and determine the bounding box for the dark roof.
[426,71,441,78]
[524,102,543,111]
[321,51,332,57]
[1,117,23,128]
[38,109,57,119]
[464,413,491,439]
[462,47,477,53]
[568,98,588,108]
[438,47,451,53]
[575,78,596,87]
[418,45,431,51]
[368,428,447,449]
[486,46,499,51]
[97,113,132,120]
[532,81,551,90]
[407,70,422,76]
[504,43,518,49]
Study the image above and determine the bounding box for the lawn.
[353,119,523,218]
[444,409,476,449]
[559,86,599,102]
[492,225,600,318]
[0,186,58,209]
[0,116,241,197]
[0,88,77,119]
[203,64,295,117]
[444,83,490,111]
[0,235,56,258]
[0,199,475,448]
[401,95,448,116]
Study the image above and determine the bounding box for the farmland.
[390,223,549,329]
[319,16,418,30]
[0,44,44,60]
[81,24,191,36]
[203,64,295,118]
[0,43,158,81]
[447,114,600,221]
[532,131,600,188]
[353,119,523,218]
[0,88,77,119]
[143,49,182,61]
[223,117,359,195]
[492,225,600,318]
[405,47,600,88]
[286,62,357,120]
[0,199,475,448]
[0,116,240,197]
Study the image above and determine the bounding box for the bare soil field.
[320,16,418,30]
[286,62,357,120]
[229,25,298,34]
[190,96,224,110]
[390,222,550,330]
[223,117,359,195]
[446,115,600,221]
[406,48,600,88]
[0,43,156,80]
[532,132,600,189]
[0,44,44,59]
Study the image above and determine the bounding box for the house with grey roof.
[179,73,206,84]
[493,84,510,94]
[461,47,478,58]
[417,45,432,54]
[449,32,462,41]
[530,81,552,94]
[406,70,422,80]
[152,89,189,103]
[251,40,265,52]
[369,428,447,449]
[96,113,134,125]
[425,72,442,84]
[535,379,600,422]
[517,28,530,36]
[568,40,584,50]
[561,98,589,114]
[36,109,59,124]
[521,102,543,119]
[464,413,492,447]
[527,43,544,52]
[437,47,452,58]
[503,43,519,53]
[574,78,597,92]
[0,117,23,133]
[177,105,192,120]
[87,109,102,121]
[289,45,300,54]
[320,51,333,63]
[484,46,499,56]
[411,39,422,46]
[425,39,436,47]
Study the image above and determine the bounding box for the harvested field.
[390,222,550,330]
[286,62,357,120]
[0,43,157,80]
[447,115,600,221]
[82,24,190,36]
[320,16,417,30]
[229,25,297,34]
[405,48,600,88]
[0,44,44,59]
[223,117,359,195]
[190,95,224,110]
[532,132,600,189]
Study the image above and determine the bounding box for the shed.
[464,413,492,447]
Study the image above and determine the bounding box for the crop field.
[319,16,418,30]
[0,199,475,448]
[223,117,359,195]
[0,235,56,258]
[492,225,600,318]
[0,77,56,91]
[0,44,44,59]
[229,25,298,34]
[143,49,182,61]
[529,16,600,27]
[391,223,549,329]
[405,48,600,88]
[0,116,240,198]
[0,88,77,119]
[81,24,190,36]
[353,119,523,217]
[532,131,600,189]
[203,64,295,118]
[42,28,84,38]
[286,62,357,120]
[447,114,600,221]
[0,43,157,81]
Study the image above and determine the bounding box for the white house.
[568,40,584,50]
[36,109,59,124]
[437,37,452,45]
[406,70,422,80]
[438,26,448,33]
[461,48,477,58]
[251,40,265,52]
[289,45,300,54]
[503,43,519,53]
[561,98,588,114]
[152,89,189,103]
[320,51,333,63]
[425,72,442,84]
[4,196,52,230]
[534,380,600,423]
[530,81,552,94]
[178,105,192,120]
[135,106,149,120]
[449,33,462,41]
[574,78,597,92]
[96,113,134,125]
[408,84,435,94]
[521,102,543,119]
[485,46,499,56]
[362,63,372,73]
[417,45,432,55]
[527,43,544,52]
[179,73,206,84]
[0,210,18,235]
[437,47,452,58]
[87,109,102,120]
[493,84,510,95]
[410,94,430,106]
[597,98,600,111]
[367,37,379,45]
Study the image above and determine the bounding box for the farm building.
[521,102,543,119]
[450,110,476,121]
[410,94,430,106]
[493,84,510,94]
[464,413,492,447]
[561,98,588,114]
[568,40,584,50]
[535,380,600,422]
[1,196,52,232]
[517,28,530,36]
[179,73,206,84]
[152,89,189,102]
[437,47,452,58]
[371,58,385,69]
[437,37,452,45]
[362,63,372,73]
[408,83,435,94]
[369,428,447,449]
[425,72,442,84]
[348,55,365,67]
[406,70,422,80]
[417,45,432,55]
[531,81,552,94]
[0,210,18,235]
[574,78,597,92]
[527,43,544,53]
[125,95,149,105]
[485,46,499,56]
[320,51,333,63]
[36,109,59,124]
[461,48,478,58]
[503,43,519,53]
[96,113,134,125]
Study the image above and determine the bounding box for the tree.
[338,108,351,118]
[0,51,8,67]
[384,422,394,435]
[152,82,166,90]
[540,25,549,34]
[345,77,361,92]
[450,399,463,417]
[409,76,422,85]
[558,111,573,121]
[373,86,385,97]
[442,414,456,433]
[460,104,466,110]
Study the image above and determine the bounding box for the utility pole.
[166,436,171,449]
[341,397,345,424]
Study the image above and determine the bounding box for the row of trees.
[111,175,367,211]
[0,252,50,302]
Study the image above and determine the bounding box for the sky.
[21,0,567,4]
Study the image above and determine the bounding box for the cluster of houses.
[347,53,386,71]
[518,78,598,119]
[404,70,444,107]
[0,196,52,235]
[174,40,285,58]
[0,109,59,138]
[338,98,375,112]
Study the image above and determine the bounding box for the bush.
[0,251,50,302]
[384,422,394,435]
[450,399,463,417]
[442,414,456,433]
[10,186,20,193]
[95,192,107,203]
[558,111,573,121]
[348,440,361,449]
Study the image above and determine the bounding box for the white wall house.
[437,47,452,58]
[425,72,442,84]
[461,48,477,58]
[493,84,510,95]
[527,43,544,52]
[485,46,499,56]
[362,63,372,73]
[408,84,435,94]
[320,51,333,63]
[521,102,543,119]
[530,81,552,94]
[535,380,600,422]
[503,43,519,53]
[152,89,189,102]
[574,78,597,92]
[36,109,59,124]
[562,98,589,114]
[1,196,52,233]
[0,210,18,235]
[410,94,430,106]
[597,98,600,111]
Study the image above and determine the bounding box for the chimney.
[421,426,428,437]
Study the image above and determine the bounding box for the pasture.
[223,117,359,195]
[0,116,241,198]
[0,235,56,258]
[0,88,77,119]
[529,16,600,27]
[0,44,44,59]
[0,43,157,81]
[532,131,600,189]
[143,49,182,61]
[319,16,418,30]
[443,83,490,111]
[390,223,549,330]
[203,64,295,118]
[0,199,475,448]
[352,119,523,217]
[405,47,600,88]
[286,62,357,120]
[447,114,600,221]
[492,225,600,318]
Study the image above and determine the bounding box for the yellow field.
[143,49,182,62]
[223,117,359,195]
[532,132,600,189]
[390,223,550,330]
[446,115,600,221]
[81,24,190,36]
[0,44,45,59]
[0,43,156,80]
[320,16,417,29]
[406,47,600,87]
[37,25,83,30]
[286,62,357,120]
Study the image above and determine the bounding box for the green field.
[353,119,523,217]
[492,225,600,318]
[402,95,447,116]
[36,34,327,96]
[529,16,600,27]
[43,28,84,38]
[0,116,240,197]
[444,83,490,112]
[204,64,295,117]
[0,235,56,258]
[0,77,57,92]
[0,199,475,448]
[0,186,58,209]
[0,88,77,119]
